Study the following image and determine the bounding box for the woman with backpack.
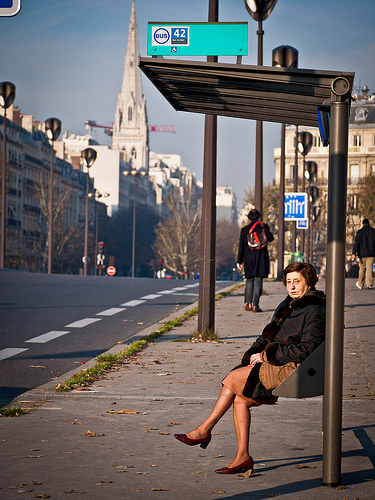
[237,208,273,312]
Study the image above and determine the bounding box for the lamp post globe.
[81,148,97,276]
[0,81,16,268]
[244,0,278,21]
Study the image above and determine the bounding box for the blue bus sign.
[284,193,308,221]
[0,0,21,16]
[148,22,248,56]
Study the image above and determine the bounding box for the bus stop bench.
[272,342,325,398]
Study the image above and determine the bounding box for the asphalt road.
[0,269,235,407]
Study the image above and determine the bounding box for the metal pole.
[47,143,54,274]
[1,110,7,268]
[197,0,218,333]
[95,197,99,276]
[277,123,285,279]
[322,97,349,487]
[132,174,136,278]
[291,125,298,254]
[254,19,264,214]
[301,155,306,258]
[84,169,90,276]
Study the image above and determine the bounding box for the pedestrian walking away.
[351,218,375,289]
[174,262,326,475]
[237,208,273,312]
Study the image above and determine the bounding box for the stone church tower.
[112,0,149,172]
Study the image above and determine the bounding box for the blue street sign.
[0,0,21,16]
[297,218,309,229]
[284,193,308,220]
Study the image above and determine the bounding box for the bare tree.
[153,188,201,279]
[216,219,239,277]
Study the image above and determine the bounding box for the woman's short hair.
[248,209,261,221]
[282,262,319,288]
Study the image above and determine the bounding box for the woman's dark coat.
[239,289,326,399]
[237,222,273,278]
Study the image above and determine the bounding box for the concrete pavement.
[0,279,374,499]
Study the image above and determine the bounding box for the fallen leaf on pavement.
[159,432,170,435]
[151,487,168,491]
[81,430,105,437]
[106,410,139,414]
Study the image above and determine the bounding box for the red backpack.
[247,221,268,251]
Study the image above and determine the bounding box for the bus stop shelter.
[139,56,354,486]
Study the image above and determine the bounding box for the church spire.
[112,0,149,171]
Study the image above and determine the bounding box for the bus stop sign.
[284,193,308,220]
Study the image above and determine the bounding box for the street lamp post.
[0,81,16,268]
[44,117,62,274]
[124,166,147,278]
[81,148,97,276]
[272,46,298,279]
[297,131,313,258]
[89,190,109,275]
[244,0,278,215]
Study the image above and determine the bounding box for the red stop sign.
[106,266,116,276]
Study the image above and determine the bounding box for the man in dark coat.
[351,218,375,289]
[237,209,274,312]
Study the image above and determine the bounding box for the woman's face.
[286,271,310,300]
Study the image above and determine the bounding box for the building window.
[353,135,362,147]
[355,108,368,121]
[128,106,132,121]
[371,164,375,175]
[350,164,359,184]
[289,165,294,182]
[313,135,321,147]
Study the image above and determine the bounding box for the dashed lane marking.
[25,331,70,343]
[65,318,102,328]
[141,294,162,300]
[96,307,126,316]
[0,348,29,361]
[170,287,188,291]
[156,290,175,294]
[120,299,146,307]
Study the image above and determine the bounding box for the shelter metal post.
[197,0,218,333]
[322,87,350,486]
[277,123,286,279]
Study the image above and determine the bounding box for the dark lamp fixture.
[45,117,62,142]
[272,45,298,68]
[305,161,318,181]
[244,0,278,21]
[297,131,313,156]
[0,81,16,109]
[81,147,97,168]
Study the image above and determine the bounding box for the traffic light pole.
[322,83,350,487]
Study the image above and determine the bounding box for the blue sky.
[1,0,374,205]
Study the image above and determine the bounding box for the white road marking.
[25,331,69,343]
[120,299,146,307]
[184,284,199,288]
[96,308,125,316]
[171,287,188,291]
[140,294,161,300]
[157,290,175,294]
[0,348,29,361]
[65,318,102,328]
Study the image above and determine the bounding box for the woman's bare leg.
[226,396,252,467]
[186,386,235,439]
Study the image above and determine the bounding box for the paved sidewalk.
[0,280,374,499]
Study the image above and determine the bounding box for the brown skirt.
[222,365,278,407]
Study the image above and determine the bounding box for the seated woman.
[174,262,326,474]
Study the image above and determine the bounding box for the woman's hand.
[250,353,262,364]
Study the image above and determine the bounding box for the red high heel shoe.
[215,457,254,474]
[174,433,211,449]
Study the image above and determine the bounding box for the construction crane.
[84,120,176,136]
